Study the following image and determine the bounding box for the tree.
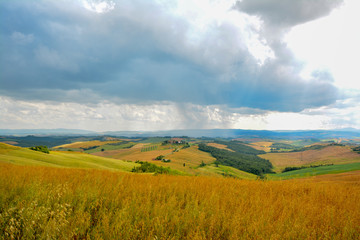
[155,155,165,160]
[29,145,49,154]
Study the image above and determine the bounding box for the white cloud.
[2,96,359,131]
[171,0,274,67]
[82,0,115,13]
[285,0,360,89]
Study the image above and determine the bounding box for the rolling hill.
[0,142,138,172]
[0,142,257,179]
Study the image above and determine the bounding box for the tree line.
[198,143,273,175]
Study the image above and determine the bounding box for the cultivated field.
[246,141,273,152]
[268,162,360,180]
[260,145,360,171]
[1,163,359,239]
[303,169,360,182]
[104,148,174,162]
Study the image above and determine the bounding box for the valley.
[1,131,360,239]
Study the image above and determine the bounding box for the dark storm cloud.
[0,0,341,112]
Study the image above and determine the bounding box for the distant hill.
[104,129,360,139]
[0,128,95,136]
[1,128,360,139]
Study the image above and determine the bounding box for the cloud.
[82,0,115,13]
[235,0,344,28]
[3,95,358,131]
[0,0,342,114]
[0,96,268,131]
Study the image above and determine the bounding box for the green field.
[268,162,360,180]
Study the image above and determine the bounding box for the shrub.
[29,146,49,154]
[131,161,170,174]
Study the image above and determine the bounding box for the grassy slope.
[0,142,253,178]
[199,164,257,180]
[260,145,360,172]
[1,164,359,239]
[54,140,122,149]
[0,143,137,172]
[94,144,256,179]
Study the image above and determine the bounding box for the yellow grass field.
[206,143,234,152]
[54,140,122,149]
[154,146,216,175]
[91,143,154,158]
[246,141,273,152]
[1,163,359,239]
[168,146,215,165]
[260,145,360,171]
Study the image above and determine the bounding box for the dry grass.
[260,145,360,171]
[206,143,234,152]
[1,163,360,239]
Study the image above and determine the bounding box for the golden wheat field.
[1,163,360,239]
[155,146,216,174]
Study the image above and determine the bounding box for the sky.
[1,0,360,131]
